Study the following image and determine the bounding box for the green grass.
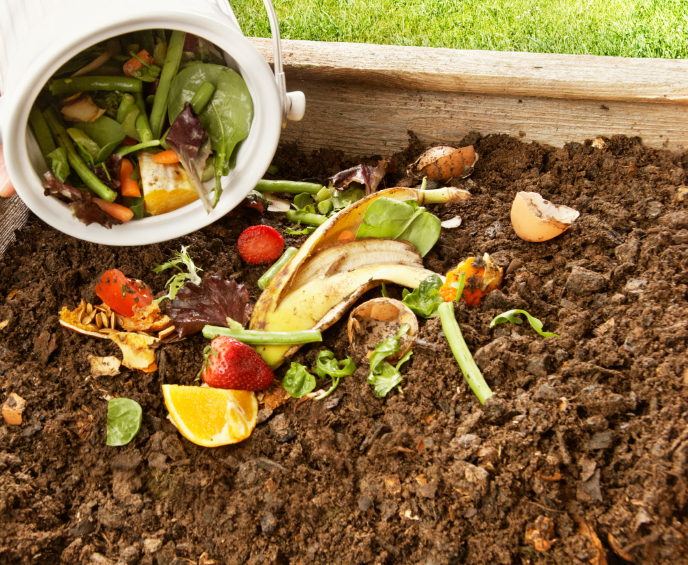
[230,0,687,58]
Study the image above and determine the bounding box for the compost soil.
[1,133,687,565]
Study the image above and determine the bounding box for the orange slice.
[162,385,258,447]
[139,151,199,216]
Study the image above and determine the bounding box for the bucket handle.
[261,0,304,125]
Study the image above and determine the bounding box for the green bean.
[285,210,328,226]
[116,94,137,124]
[255,179,323,195]
[189,81,215,114]
[28,107,56,159]
[134,93,153,142]
[115,140,161,157]
[49,76,142,96]
[43,108,117,203]
[201,326,322,345]
[149,30,186,139]
[257,247,298,290]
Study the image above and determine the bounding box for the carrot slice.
[152,149,180,164]
[123,50,154,77]
[337,230,356,242]
[94,198,134,222]
[121,178,141,198]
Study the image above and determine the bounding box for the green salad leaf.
[314,350,356,399]
[489,309,559,338]
[367,324,413,397]
[153,246,203,302]
[402,274,444,318]
[73,116,126,163]
[283,362,316,398]
[106,398,143,446]
[356,198,440,257]
[47,147,70,182]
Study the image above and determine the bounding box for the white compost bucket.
[0,0,305,246]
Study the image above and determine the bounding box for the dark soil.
[1,133,687,565]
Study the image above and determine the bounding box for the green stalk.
[438,301,493,404]
[149,30,186,139]
[417,187,469,205]
[255,179,323,194]
[49,76,142,96]
[258,247,298,290]
[285,210,328,227]
[190,81,216,114]
[454,271,466,303]
[43,108,117,202]
[28,107,56,159]
[134,93,153,142]
[202,326,322,345]
[115,140,161,157]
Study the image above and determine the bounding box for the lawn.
[231,0,687,58]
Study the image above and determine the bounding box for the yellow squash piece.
[162,385,258,447]
[139,151,199,216]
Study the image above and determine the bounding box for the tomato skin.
[95,269,153,318]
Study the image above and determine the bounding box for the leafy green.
[153,246,203,302]
[285,224,317,235]
[356,198,440,257]
[367,324,413,397]
[129,51,161,82]
[402,274,444,318]
[489,309,559,338]
[73,116,126,163]
[106,398,142,446]
[293,193,315,210]
[47,147,70,182]
[168,63,253,182]
[67,128,100,168]
[283,362,316,398]
[313,350,356,399]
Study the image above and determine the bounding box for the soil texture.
[0,133,687,565]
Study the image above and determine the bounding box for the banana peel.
[251,186,469,368]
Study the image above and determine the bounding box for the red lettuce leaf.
[242,189,269,214]
[328,158,390,195]
[93,154,122,190]
[168,275,251,338]
[43,171,121,229]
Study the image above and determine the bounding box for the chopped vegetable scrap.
[106,398,142,446]
[237,225,284,265]
[168,275,251,338]
[401,274,444,318]
[439,253,503,306]
[109,332,159,373]
[328,158,390,195]
[152,245,202,303]
[313,350,356,399]
[367,325,414,398]
[199,336,275,391]
[489,309,559,338]
[95,268,153,317]
[162,385,258,447]
[282,363,316,398]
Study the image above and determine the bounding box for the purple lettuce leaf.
[43,171,121,229]
[168,275,252,338]
[327,158,391,195]
[93,154,122,190]
[242,189,269,214]
[166,102,213,212]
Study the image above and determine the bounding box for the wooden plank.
[249,39,688,153]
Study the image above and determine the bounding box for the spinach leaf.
[168,63,253,174]
[367,324,413,397]
[282,362,316,398]
[293,193,315,211]
[489,309,559,338]
[402,274,444,318]
[47,147,70,182]
[356,198,440,257]
[106,398,142,446]
[74,116,127,163]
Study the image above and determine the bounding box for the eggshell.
[411,145,478,181]
[511,192,580,242]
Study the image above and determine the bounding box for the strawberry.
[200,336,274,391]
[237,225,284,264]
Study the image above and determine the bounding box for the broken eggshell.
[346,298,418,364]
[510,191,580,242]
[408,145,478,182]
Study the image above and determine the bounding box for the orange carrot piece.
[119,159,134,184]
[151,149,180,164]
[123,50,154,77]
[337,230,356,242]
[94,198,135,223]
[121,178,141,198]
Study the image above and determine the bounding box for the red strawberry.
[237,225,284,264]
[200,336,274,391]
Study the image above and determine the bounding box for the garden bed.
[0,43,687,565]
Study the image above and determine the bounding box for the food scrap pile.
[0,133,687,564]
